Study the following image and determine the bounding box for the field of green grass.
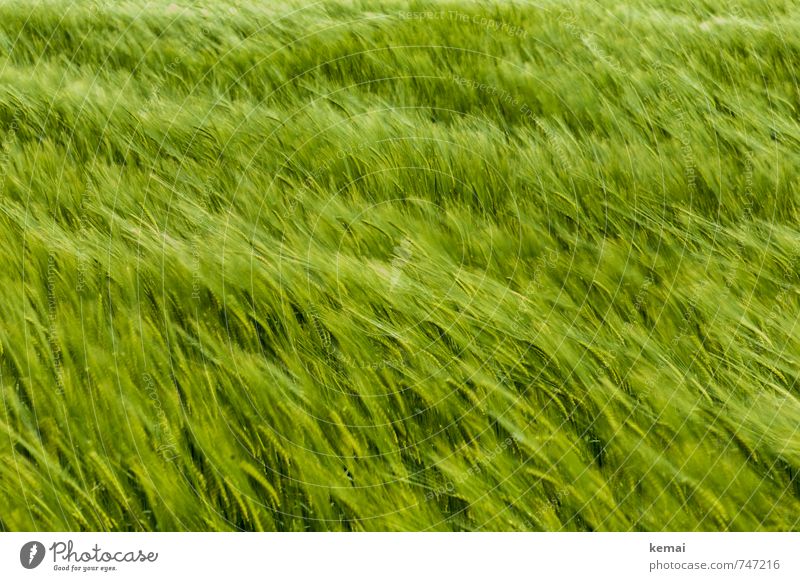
[1,0,799,531]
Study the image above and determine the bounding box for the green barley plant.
[0,0,798,531]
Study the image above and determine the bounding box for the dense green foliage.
[1,0,799,531]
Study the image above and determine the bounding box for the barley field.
[1,0,799,531]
